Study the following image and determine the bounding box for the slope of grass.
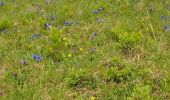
[0,0,170,99]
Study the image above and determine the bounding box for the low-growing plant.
[65,69,97,90]
[103,57,133,83]
[0,18,13,32]
[160,78,170,92]
[43,26,68,62]
[129,85,152,100]
[110,26,142,53]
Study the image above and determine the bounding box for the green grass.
[0,0,170,99]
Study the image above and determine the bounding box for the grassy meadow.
[0,0,170,99]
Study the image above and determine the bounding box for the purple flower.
[73,62,78,65]
[161,15,166,21]
[92,7,104,14]
[46,0,49,5]
[31,34,40,40]
[0,1,4,6]
[96,17,104,23]
[44,22,51,29]
[92,10,100,14]
[89,32,97,40]
[164,25,169,31]
[32,54,41,61]
[64,21,72,26]
[92,32,97,36]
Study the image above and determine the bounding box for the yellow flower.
[63,37,67,41]
[65,42,68,46]
[68,54,72,57]
[79,48,83,52]
[91,96,95,100]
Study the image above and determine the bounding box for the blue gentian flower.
[64,21,72,26]
[92,10,100,14]
[164,25,169,31]
[32,54,41,61]
[31,34,40,40]
[89,32,97,40]
[46,0,49,5]
[161,15,166,21]
[96,17,104,23]
[0,1,4,6]
[73,62,78,65]
[44,22,51,29]
[92,7,104,14]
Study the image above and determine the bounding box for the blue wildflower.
[161,15,166,21]
[96,17,104,23]
[0,1,4,6]
[46,0,53,5]
[64,21,72,26]
[164,25,169,31]
[46,0,49,5]
[32,54,41,61]
[92,7,104,14]
[92,32,97,36]
[44,22,51,29]
[92,10,100,14]
[73,62,78,65]
[31,34,40,40]
[89,32,97,40]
